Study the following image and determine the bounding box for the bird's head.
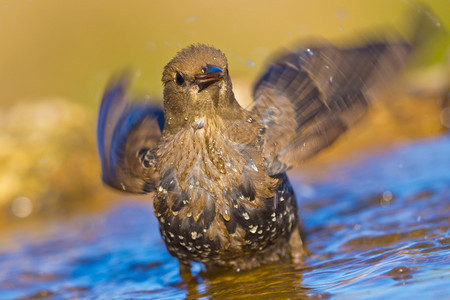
[162,44,237,132]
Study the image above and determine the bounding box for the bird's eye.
[175,72,184,85]
[201,67,207,73]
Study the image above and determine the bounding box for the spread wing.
[97,72,164,193]
[252,41,412,175]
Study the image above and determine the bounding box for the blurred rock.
[0,99,115,222]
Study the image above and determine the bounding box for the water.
[1,135,449,299]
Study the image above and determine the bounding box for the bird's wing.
[252,41,412,176]
[97,72,164,193]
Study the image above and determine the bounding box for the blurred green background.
[0,1,448,225]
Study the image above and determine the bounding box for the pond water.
[1,135,449,299]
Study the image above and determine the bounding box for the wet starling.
[97,41,411,275]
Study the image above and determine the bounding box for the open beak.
[194,65,224,92]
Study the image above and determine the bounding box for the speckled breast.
[153,172,299,266]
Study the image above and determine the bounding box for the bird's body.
[97,41,412,275]
[154,45,305,271]
[155,111,302,271]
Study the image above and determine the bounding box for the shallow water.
[1,135,449,299]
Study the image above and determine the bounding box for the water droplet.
[223,206,231,221]
[335,8,348,19]
[247,157,258,172]
[247,117,253,123]
[11,196,32,218]
[146,41,156,51]
[184,16,197,23]
[246,60,255,66]
[306,48,314,56]
[300,142,307,151]
[387,266,413,280]
[382,190,393,202]
[426,11,441,28]
[329,76,333,84]
[196,117,205,129]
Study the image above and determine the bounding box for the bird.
[97,40,413,276]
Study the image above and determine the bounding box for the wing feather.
[252,41,412,175]
[97,72,164,193]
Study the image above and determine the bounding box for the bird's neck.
[162,106,256,145]
[163,95,243,133]
[163,85,243,134]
